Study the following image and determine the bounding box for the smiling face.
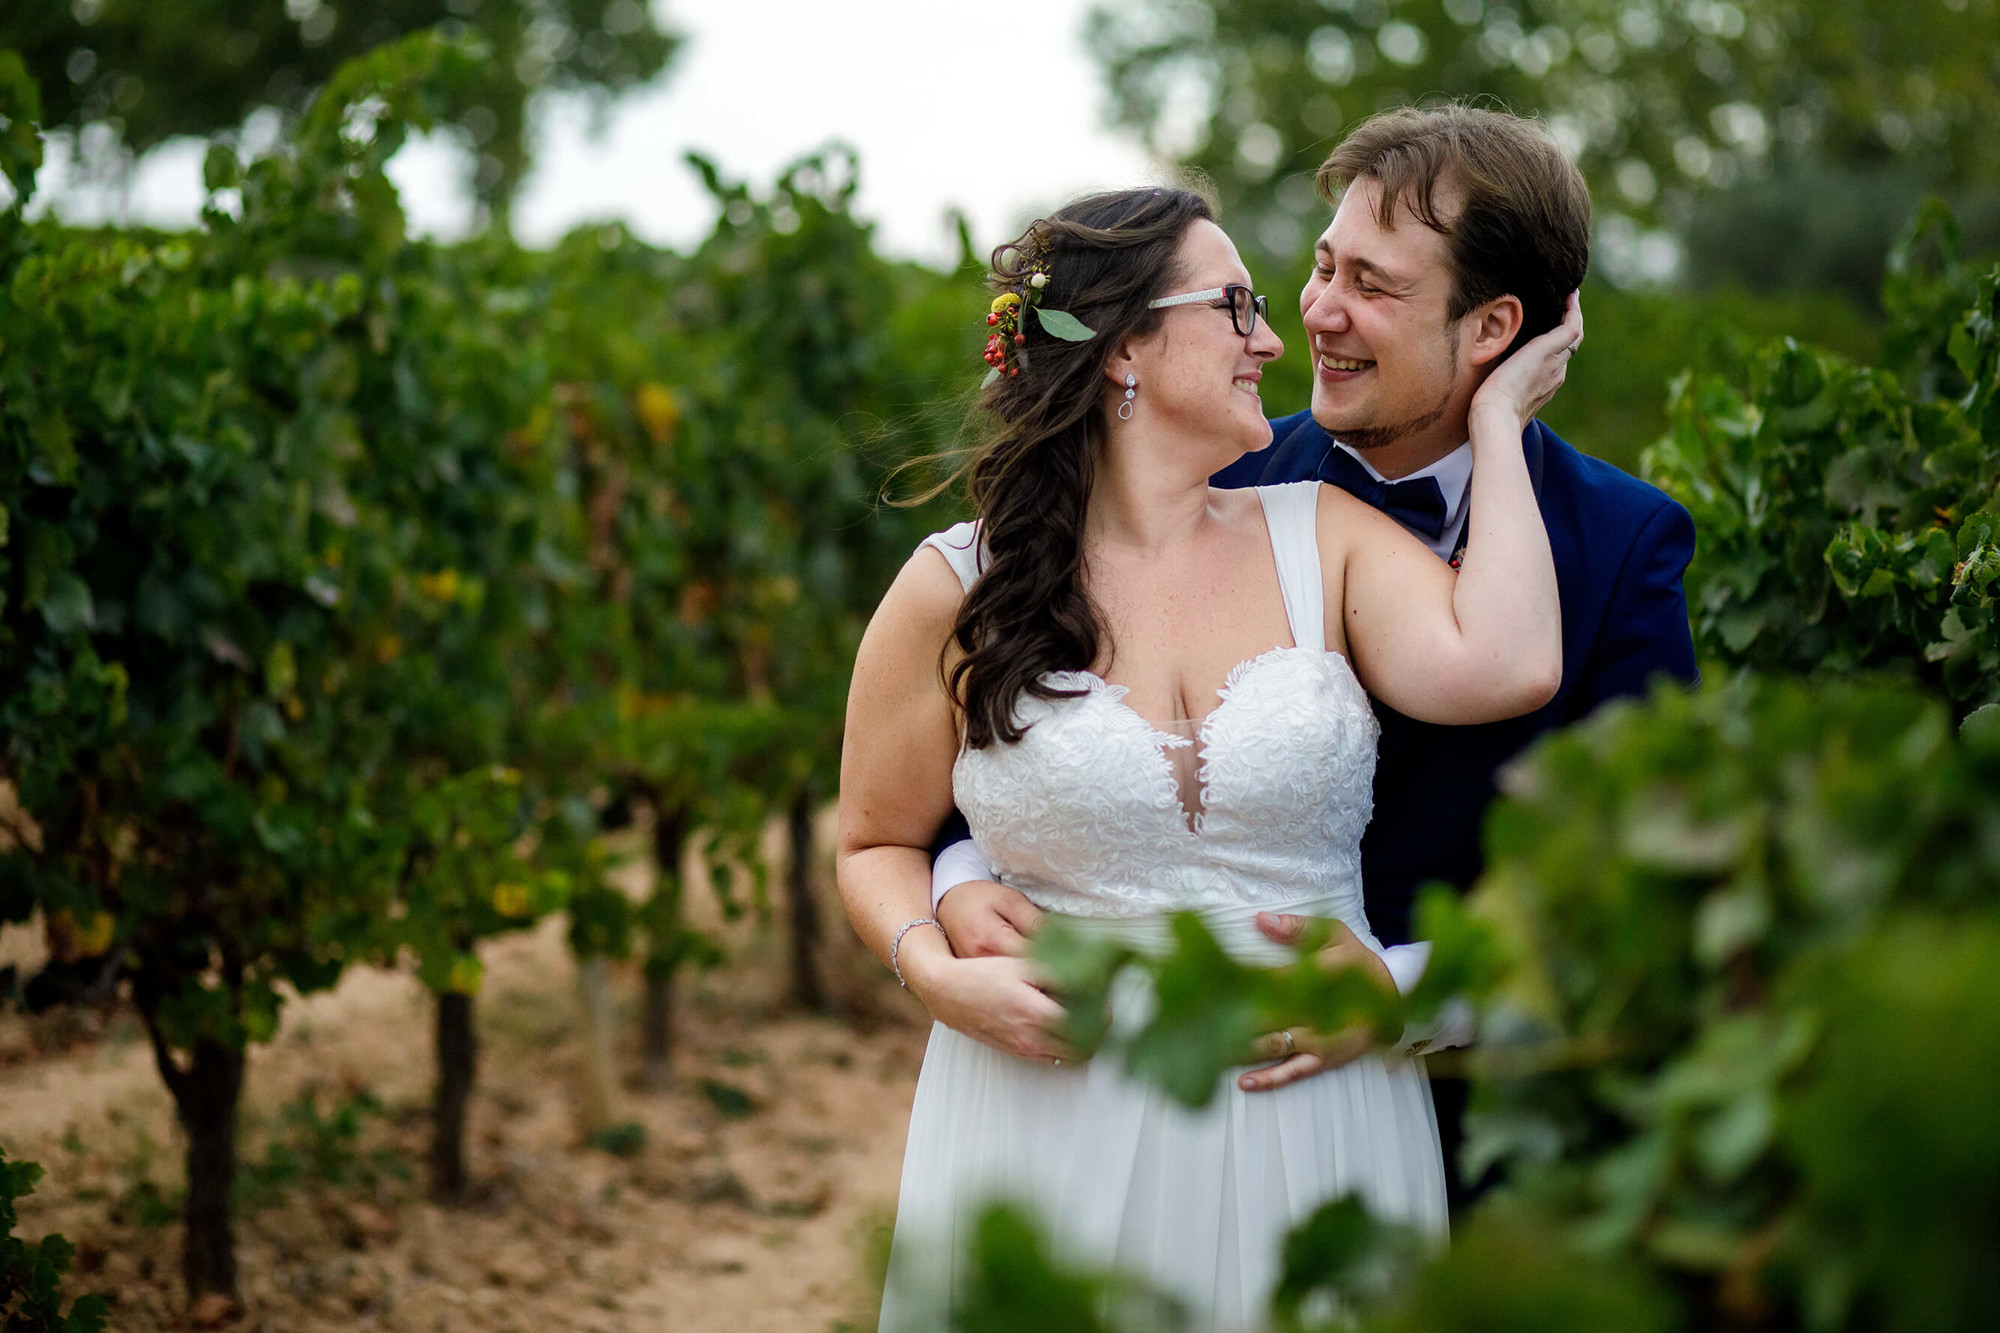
[1112,219,1284,461]
[1300,177,1476,465]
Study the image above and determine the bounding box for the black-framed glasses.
[1146,284,1269,339]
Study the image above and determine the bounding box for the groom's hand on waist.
[1240,913,1393,1093]
[937,879,1044,959]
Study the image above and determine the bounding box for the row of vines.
[0,34,966,1321]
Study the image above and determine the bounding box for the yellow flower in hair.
[990,293,1023,313]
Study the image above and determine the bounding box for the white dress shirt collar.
[1332,439,1474,562]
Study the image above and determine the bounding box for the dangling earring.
[1118,373,1136,421]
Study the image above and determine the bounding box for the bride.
[836,186,1577,1328]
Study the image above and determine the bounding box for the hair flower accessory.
[982,260,1096,387]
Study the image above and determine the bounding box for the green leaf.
[1272,1194,1425,1321]
[980,366,1000,389]
[264,640,298,699]
[0,49,44,207]
[1696,1090,1773,1182]
[38,573,94,635]
[31,413,77,485]
[1032,306,1096,341]
[202,142,242,193]
[1961,702,2000,746]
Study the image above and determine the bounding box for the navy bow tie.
[1316,446,1449,540]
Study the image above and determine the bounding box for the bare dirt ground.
[0,818,929,1333]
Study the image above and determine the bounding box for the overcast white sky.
[32,0,1164,268]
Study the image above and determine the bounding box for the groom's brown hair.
[1318,104,1589,357]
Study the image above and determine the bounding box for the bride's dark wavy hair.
[947,187,1214,749]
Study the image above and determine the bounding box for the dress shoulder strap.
[1255,481,1327,652]
[920,520,986,594]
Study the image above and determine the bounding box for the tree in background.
[0,33,583,1300]
[0,0,677,221]
[1073,3,1988,473]
[514,152,967,1108]
[191,34,594,1202]
[1645,204,1999,711]
[1087,0,2000,294]
[669,148,971,1013]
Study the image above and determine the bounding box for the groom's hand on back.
[937,879,1044,959]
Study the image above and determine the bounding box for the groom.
[931,103,1698,1211]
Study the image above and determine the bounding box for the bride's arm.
[1246,303,1583,1094]
[1325,298,1581,724]
[836,548,1072,1062]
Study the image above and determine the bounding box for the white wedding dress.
[881,481,1446,1331]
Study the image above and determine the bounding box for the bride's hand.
[1467,290,1584,431]
[904,950,1077,1065]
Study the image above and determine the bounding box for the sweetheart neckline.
[1040,644,1364,840]
[1054,642,1359,727]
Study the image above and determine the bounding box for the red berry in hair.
[986,313,999,326]
[1014,333,1026,345]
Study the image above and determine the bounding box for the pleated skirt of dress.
[878,1003,1447,1331]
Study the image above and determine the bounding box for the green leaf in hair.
[1034,307,1097,341]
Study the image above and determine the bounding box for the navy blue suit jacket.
[1210,410,1699,945]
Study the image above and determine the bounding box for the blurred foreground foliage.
[0,31,962,1304]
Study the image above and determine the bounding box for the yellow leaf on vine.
[418,569,460,602]
[635,383,680,447]
[447,954,484,995]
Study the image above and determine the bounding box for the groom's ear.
[1463,294,1525,369]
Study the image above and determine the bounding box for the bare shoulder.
[861,543,965,663]
[1312,480,1405,559]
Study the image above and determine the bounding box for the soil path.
[1,823,929,1332]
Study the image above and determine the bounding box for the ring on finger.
[1278,1028,1296,1058]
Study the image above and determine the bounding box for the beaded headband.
[981,257,1097,387]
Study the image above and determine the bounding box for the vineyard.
[1,33,961,1331]
[4,15,2000,1333]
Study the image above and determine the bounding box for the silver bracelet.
[890,917,946,988]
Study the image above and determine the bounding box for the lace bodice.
[923,482,1379,927]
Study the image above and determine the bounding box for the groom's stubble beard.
[1329,320,1463,455]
